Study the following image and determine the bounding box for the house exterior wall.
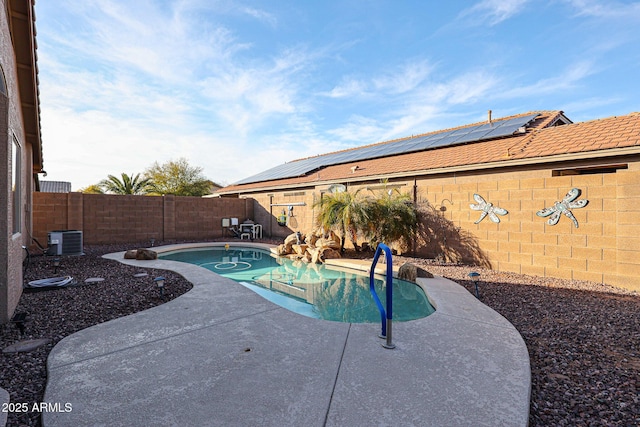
[0,0,33,323]
[31,193,253,246]
[231,158,640,292]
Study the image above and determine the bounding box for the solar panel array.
[234,113,540,185]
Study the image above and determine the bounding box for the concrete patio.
[43,243,530,426]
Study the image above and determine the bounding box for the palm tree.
[364,188,418,253]
[313,188,369,252]
[99,173,154,195]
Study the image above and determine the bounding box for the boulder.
[276,244,289,256]
[397,263,434,282]
[292,244,308,255]
[319,247,341,262]
[308,247,321,264]
[316,237,340,249]
[284,233,299,246]
[124,249,138,259]
[135,248,158,260]
[307,233,319,248]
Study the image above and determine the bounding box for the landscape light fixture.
[468,272,480,298]
[150,238,156,247]
[53,258,61,275]
[154,276,165,297]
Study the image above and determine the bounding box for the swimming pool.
[159,245,435,323]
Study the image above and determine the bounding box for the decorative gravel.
[1,242,638,426]
[394,255,640,427]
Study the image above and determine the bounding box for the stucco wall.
[1,0,33,323]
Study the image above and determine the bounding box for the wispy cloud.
[321,59,433,99]
[373,60,434,95]
[565,0,640,19]
[327,68,499,143]
[37,0,314,188]
[457,0,530,26]
[241,6,278,27]
[498,61,595,99]
[322,78,369,99]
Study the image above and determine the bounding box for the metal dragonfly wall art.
[470,194,508,224]
[536,188,589,228]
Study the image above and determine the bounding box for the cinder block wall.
[32,193,252,246]
[249,190,317,240]
[414,168,640,291]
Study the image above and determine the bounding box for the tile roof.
[220,111,640,194]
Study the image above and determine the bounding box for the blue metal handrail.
[369,243,395,349]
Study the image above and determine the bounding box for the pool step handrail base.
[369,243,395,349]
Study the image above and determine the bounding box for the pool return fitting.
[369,243,395,349]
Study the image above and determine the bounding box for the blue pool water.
[160,246,435,323]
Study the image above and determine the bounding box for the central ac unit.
[47,230,84,256]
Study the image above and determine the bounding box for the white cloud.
[327,68,499,143]
[373,60,433,95]
[322,78,368,99]
[38,0,318,188]
[321,59,433,99]
[241,7,278,27]
[498,61,595,99]
[457,0,530,26]
[328,116,388,143]
[565,0,640,19]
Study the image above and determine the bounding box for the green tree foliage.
[144,158,211,196]
[313,184,419,253]
[364,188,418,252]
[78,184,105,194]
[99,173,154,195]
[313,188,369,252]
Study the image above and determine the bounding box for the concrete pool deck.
[43,243,530,426]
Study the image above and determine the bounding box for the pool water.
[160,246,435,323]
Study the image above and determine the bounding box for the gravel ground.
[1,241,639,426]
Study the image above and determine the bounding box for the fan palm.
[364,188,418,252]
[99,173,154,195]
[313,189,368,252]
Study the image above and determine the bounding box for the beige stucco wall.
[0,0,32,323]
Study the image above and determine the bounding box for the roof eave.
[8,0,43,173]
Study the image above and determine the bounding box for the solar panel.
[232,113,540,185]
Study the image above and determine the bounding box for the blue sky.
[35,0,640,190]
